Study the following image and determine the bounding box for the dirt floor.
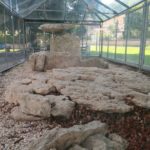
[0,63,150,150]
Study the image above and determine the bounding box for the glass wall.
[116,15,126,61]
[0,4,25,72]
[102,19,117,59]
[100,1,150,71]
[144,4,150,66]
[0,4,6,71]
[126,8,143,65]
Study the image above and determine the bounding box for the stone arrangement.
[29,23,109,71]
[5,67,150,121]
[29,121,128,150]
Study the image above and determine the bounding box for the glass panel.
[89,26,100,56]
[120,0,143,7]
[13,17,25,63]
[0,4,6,71]
[1,0,145,22]
[126,8,143,64]
[27,11,65,21]
[100,0,126,12]
[116,15,126,61]
[107,19,117,59]
[5,10,15,68]
[102,21,110,58]
[144,5,150,66]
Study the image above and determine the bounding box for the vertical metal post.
[22,20,26,58]
[125,13,129,64]
[11,15,15,62]
[115,20,118,60]
[96,32,98,54]
[139,0,149,70]
[24,21,28,58]
[98,24,101,57]
[107,38,109,58]
[100,23,103,57]
[81,24,84,55]
[18,19,21,50]
[4,7,8,69]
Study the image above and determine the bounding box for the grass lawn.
[0,49,20,53]
[89,45,150,65]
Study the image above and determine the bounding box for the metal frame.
[100,0,150,72]
[0,0,146,23]
[0,3,26,72]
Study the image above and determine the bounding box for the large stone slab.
[29,121,107,150]
[82,133,128,150]
[29,51,47,71]
[10,107,43,121]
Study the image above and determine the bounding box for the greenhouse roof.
[0,0,146,23]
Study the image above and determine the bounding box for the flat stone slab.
[5,67,150,121]
[28,121,128,150]
[39,24,75,32]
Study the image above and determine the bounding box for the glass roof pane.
[84,12,100,22]
[0,0,145,22]
[96,0,127,13]
[119,0,144,7]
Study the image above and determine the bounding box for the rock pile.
[5,74,75,121]
[5,66,150,122]
[29,121,128,150]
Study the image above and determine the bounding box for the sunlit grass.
[90,45,150,55]
[89,45,150,65]
[0,49,21,53]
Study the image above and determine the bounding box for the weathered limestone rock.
[20,93,52,117]
[29,121,108,150]
[32,83,56,96]
[46,95,75,119]
[10,107,43,121]
[5,81,32,104]
[21,78,32,85]
[82,133,128,150]
[19,93,75,118]
[46,34,81,69]
[80,58,109,69]
[129,91,150,109]
[6,66,150,122]
[29,51,47,71]
[69,145,87,150]
[39,24,75,33]
[49,67,133,113]
[5,78,75,120]
[108,133,128,148]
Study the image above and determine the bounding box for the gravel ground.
[0,63,150,150]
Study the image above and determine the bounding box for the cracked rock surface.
[1,62,150,150]
[5,66,150,121]
[29,121,128,150]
